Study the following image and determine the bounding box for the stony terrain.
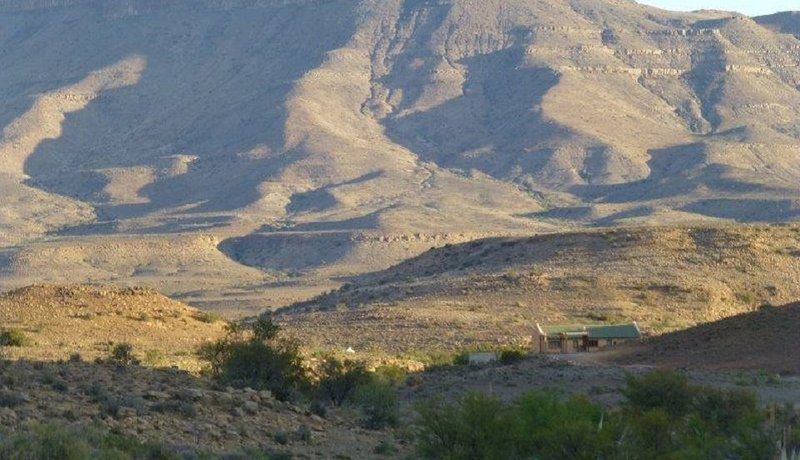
[614,300,800,373]
[278,224,800,353]
[1,0,800,309]
[0,284,227,370]
[0,360,405,458]
[401,354,800,408]
[2,327,798,458]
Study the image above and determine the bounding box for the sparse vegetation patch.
[0,329,31,347]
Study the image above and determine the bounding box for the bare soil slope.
[279,224,800,353]
[613,301,800,374]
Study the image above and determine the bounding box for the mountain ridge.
[1,0,800,309]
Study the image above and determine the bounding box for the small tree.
[109,343,138,365]
[356,381,399,429]
[316,357,372,406]
[198,318,308,401]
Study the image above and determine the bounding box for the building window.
[547,339,561,350]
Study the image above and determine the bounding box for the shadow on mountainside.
[383,46,568,180]
[0,358,388,457]
[3,1,359,227]
[614,301,800,373]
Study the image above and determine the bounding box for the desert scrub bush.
[0,422,286,459]
[0,423,183,459]
[0,423,93,460]
[142,349,165,367]
[498,347,527,365]
[415,371,780,459]
[373,364,407,386]
[0,328,31,347]
[374,438,399,455]
[194,310,224,324]
[109,342,138,365]
[416,392,520,459]
[272,430,289,445]
[85,381,146,418]
[356,381,399,430]
[0,390,26,408]
[402,349,461,369]
[198,318,308,401]
[451,350,470,366]
[621,369,693,417]
[309,399,327,418]
[42,372,68,392]
[315,357,372,406]
[734,290,756,304]
[151,400,197,418]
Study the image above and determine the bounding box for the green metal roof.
[543,323,641,339]
[588,324,641,339]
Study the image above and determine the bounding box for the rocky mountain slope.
[1,0,800,308]
[615,300,800,373]
[278,224,800,352]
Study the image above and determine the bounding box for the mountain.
[1,0,800,310]
[276,224,800,352]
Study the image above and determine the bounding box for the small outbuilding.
[533,322,642,354]
[468,352,499,365]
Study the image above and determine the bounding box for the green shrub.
[309,399,327,418]
[451,351,470,366]
[0,423,188,459]
[49,378,69,393]
[374,364,407,386]
[622,369,693,417]
[0,423,285,459]
[194,311,224,324]
[151,400,197,418]
[199,318,308,401]
[0,390,26,408]
[0,424,91,460]
[356,381,399,430]
[252,316,281,342]
[0,329,31,347]
[316,357,372,406]
[109,343,138,365]
[85,381,146,418]
[374,438,399,455]
[273,431,289,445]
[215,340,305,401]
[143,349,165,366]
[415,372,780,460]
[499,347,527,365]
[417,392,517,459]
[512,391,613,459]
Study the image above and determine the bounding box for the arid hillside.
[1,0,800,308]
[614,301,800,374]
[278,224,800,352]
[0,284,227,370]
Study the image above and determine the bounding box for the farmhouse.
[533,322,642,354]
